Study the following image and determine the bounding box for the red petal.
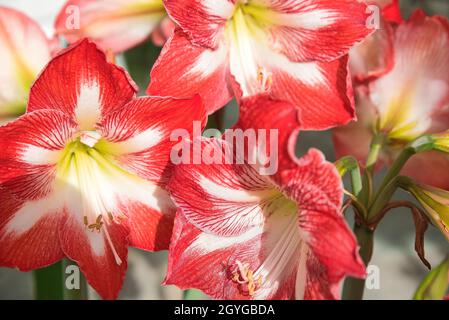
[381,0,403,24]
[165,210,259,299]
[98,95,206,183]
[55,0,167,53]
[28,39,137,129]
[280,150,366,283]
[0,188,64,271]
[261,0,372,62]
[59,209,129,300]
[270,55,356,130]
[236,95,301,174]
[163,0,235,48]
[168,139,277,237]
[0,110,78,200]
[147,30,232,114]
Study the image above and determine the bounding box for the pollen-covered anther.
[231,260,263,297]
[86,214,104,233]
[257,67,273,92]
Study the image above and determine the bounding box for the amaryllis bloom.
[148,0,373,130]
[55,0,174,53]
[333,11,449,187]
[0,6,52,120]
[166,137,365,299]
[0,39,206,299]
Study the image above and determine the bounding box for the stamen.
[87,214,104,232]
[231,260,263,297]
[257,67,273,92]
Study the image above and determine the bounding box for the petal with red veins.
[167,139,361,299]
[369,11,449,141]
[0,188,64,271]
[226,27,355,130]
[168,139,279,237]
[268,55,356,130]
[28,39,137,130]
[0,6,51,115]
[0,110,78,200]
[163,0,235,48]
[252,0,372,62]
[280,149,366,285]
[55,0,167,53]
[98,95,206,183]
[59,202,129,300]
[235,95,301,174]
[148,30,232,114]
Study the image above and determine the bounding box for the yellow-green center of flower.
[55,133,135,232]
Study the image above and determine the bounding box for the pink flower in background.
[349,0,402,83]
[334,10,449,188]
[148,0,373,130]
[55,0,174,53]
[0,6,53,120]
[166,138,365,299]
[0,39,206,299]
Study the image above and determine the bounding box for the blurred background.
[0,0,448,300]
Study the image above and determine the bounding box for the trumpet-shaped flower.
[334,11,449,184]
[148,0,373,129]
[0,39,206,299]
[55,0,173,53]
[0,6,53,120]
[166,106,365,300]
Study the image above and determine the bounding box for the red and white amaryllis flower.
[0,39,206,299]
[0,6,53,120]
[166,138,365,299]
[334,11,449,188]
[148,0,373,130]
[55,0,174,53]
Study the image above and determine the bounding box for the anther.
[257,67,273,92]
[231,260,263,297]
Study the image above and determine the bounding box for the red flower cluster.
[1,0,446,301]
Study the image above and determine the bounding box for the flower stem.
[34,261,65,300]
[183,289,204,300]
[342,223,374,300]
[34,259,88,300]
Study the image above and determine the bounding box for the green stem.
[34,259,88,300]
[366,134,385,172]
[34,261,65,300]
[342,224,374,300]
[183,289,204,300]
[359,134,385,206]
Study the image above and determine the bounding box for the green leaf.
[414,256,449,300]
